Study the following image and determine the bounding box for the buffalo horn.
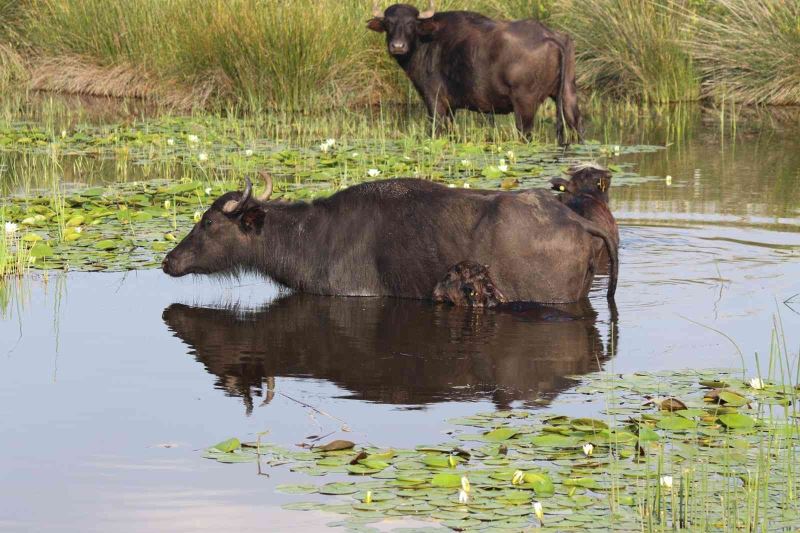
[372,0,383,18]
[418,0,434,19]
[257,171,273,202]
[222,176,253,214]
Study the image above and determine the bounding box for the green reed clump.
[692,0,800,105]
[0,220,30,279]
[21,0,392,109]
[0,0,26,92]
[554,0,699,104]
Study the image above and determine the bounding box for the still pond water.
[1,105,799,532]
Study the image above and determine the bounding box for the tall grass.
[0,0,26,92]
[554,0,699,104]
[21,0,388,109]
[2,0,799,108]
[692,0,800,105]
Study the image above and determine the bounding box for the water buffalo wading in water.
[367,2,583,145]
[161,172,618,304]
[551,164,619,271]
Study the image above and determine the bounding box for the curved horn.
[257,171,273,202]
[372,0,383,18]
[222,176,253,214]
[418,0,434,19]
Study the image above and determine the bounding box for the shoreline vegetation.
[1,0,799,110]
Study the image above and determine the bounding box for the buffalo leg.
[511,94,538,141]
[425,92,453,135]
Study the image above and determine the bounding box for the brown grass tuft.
[27,56,232,110]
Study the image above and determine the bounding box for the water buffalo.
[162,173,618,303]
[551,164,619,271]
[367,2,583,145]
[162,295,615,411]
[433,260,507,308]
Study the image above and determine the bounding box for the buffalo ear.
[366,17,385,32]
[550,177,569,192]
[240,207,265,233]
[598,175,612,193]
[417,18,441,35]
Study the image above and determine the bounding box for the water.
[1,104,799,532]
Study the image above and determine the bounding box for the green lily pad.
[319,482,361,495]
[430,473,462,488]
[719,413,756,429]
[211,438,241,453]
[482,428,519,442]
[29,242,54,258]
[657,416,697,431]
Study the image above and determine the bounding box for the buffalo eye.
[204,218,213,228]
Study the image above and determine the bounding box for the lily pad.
[719,413,756,429]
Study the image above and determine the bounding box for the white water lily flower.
[61,130,67,139]
[448,183,456,188]
[461,476,470,493]
[204,187,213,195]
[245,149,253,157]
[749,378,765,390]
[460,159,471,167]
[665,175,673,186]
[74,226,82,234]
[506,150,515,160]
[498,164,509,172]
[463,182,470,189]
[511,470,525,485]
[193,211,202,223]
[582,443,594,457]
[198,152,208,162]
[319,142,330,153]
[458,489,469,504]
[167,138,175,146]
[660,475,673,489]
[367,168,380,178]
[4,222,18,235]
[164,200,171,210]
[351,152,359,157]
[325,138,336,148]
[533,501,544,521]
[187,134,199,143]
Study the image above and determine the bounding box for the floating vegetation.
[205,370,800,531]
[0,116,663,273]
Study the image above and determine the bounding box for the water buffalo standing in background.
[367,2,583,145]
[162,173,617,304]
[551,164,619,271]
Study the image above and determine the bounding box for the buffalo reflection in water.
[163,295,617,413]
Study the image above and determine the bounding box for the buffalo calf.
[551,164,619,271]
[433,261,508,308]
